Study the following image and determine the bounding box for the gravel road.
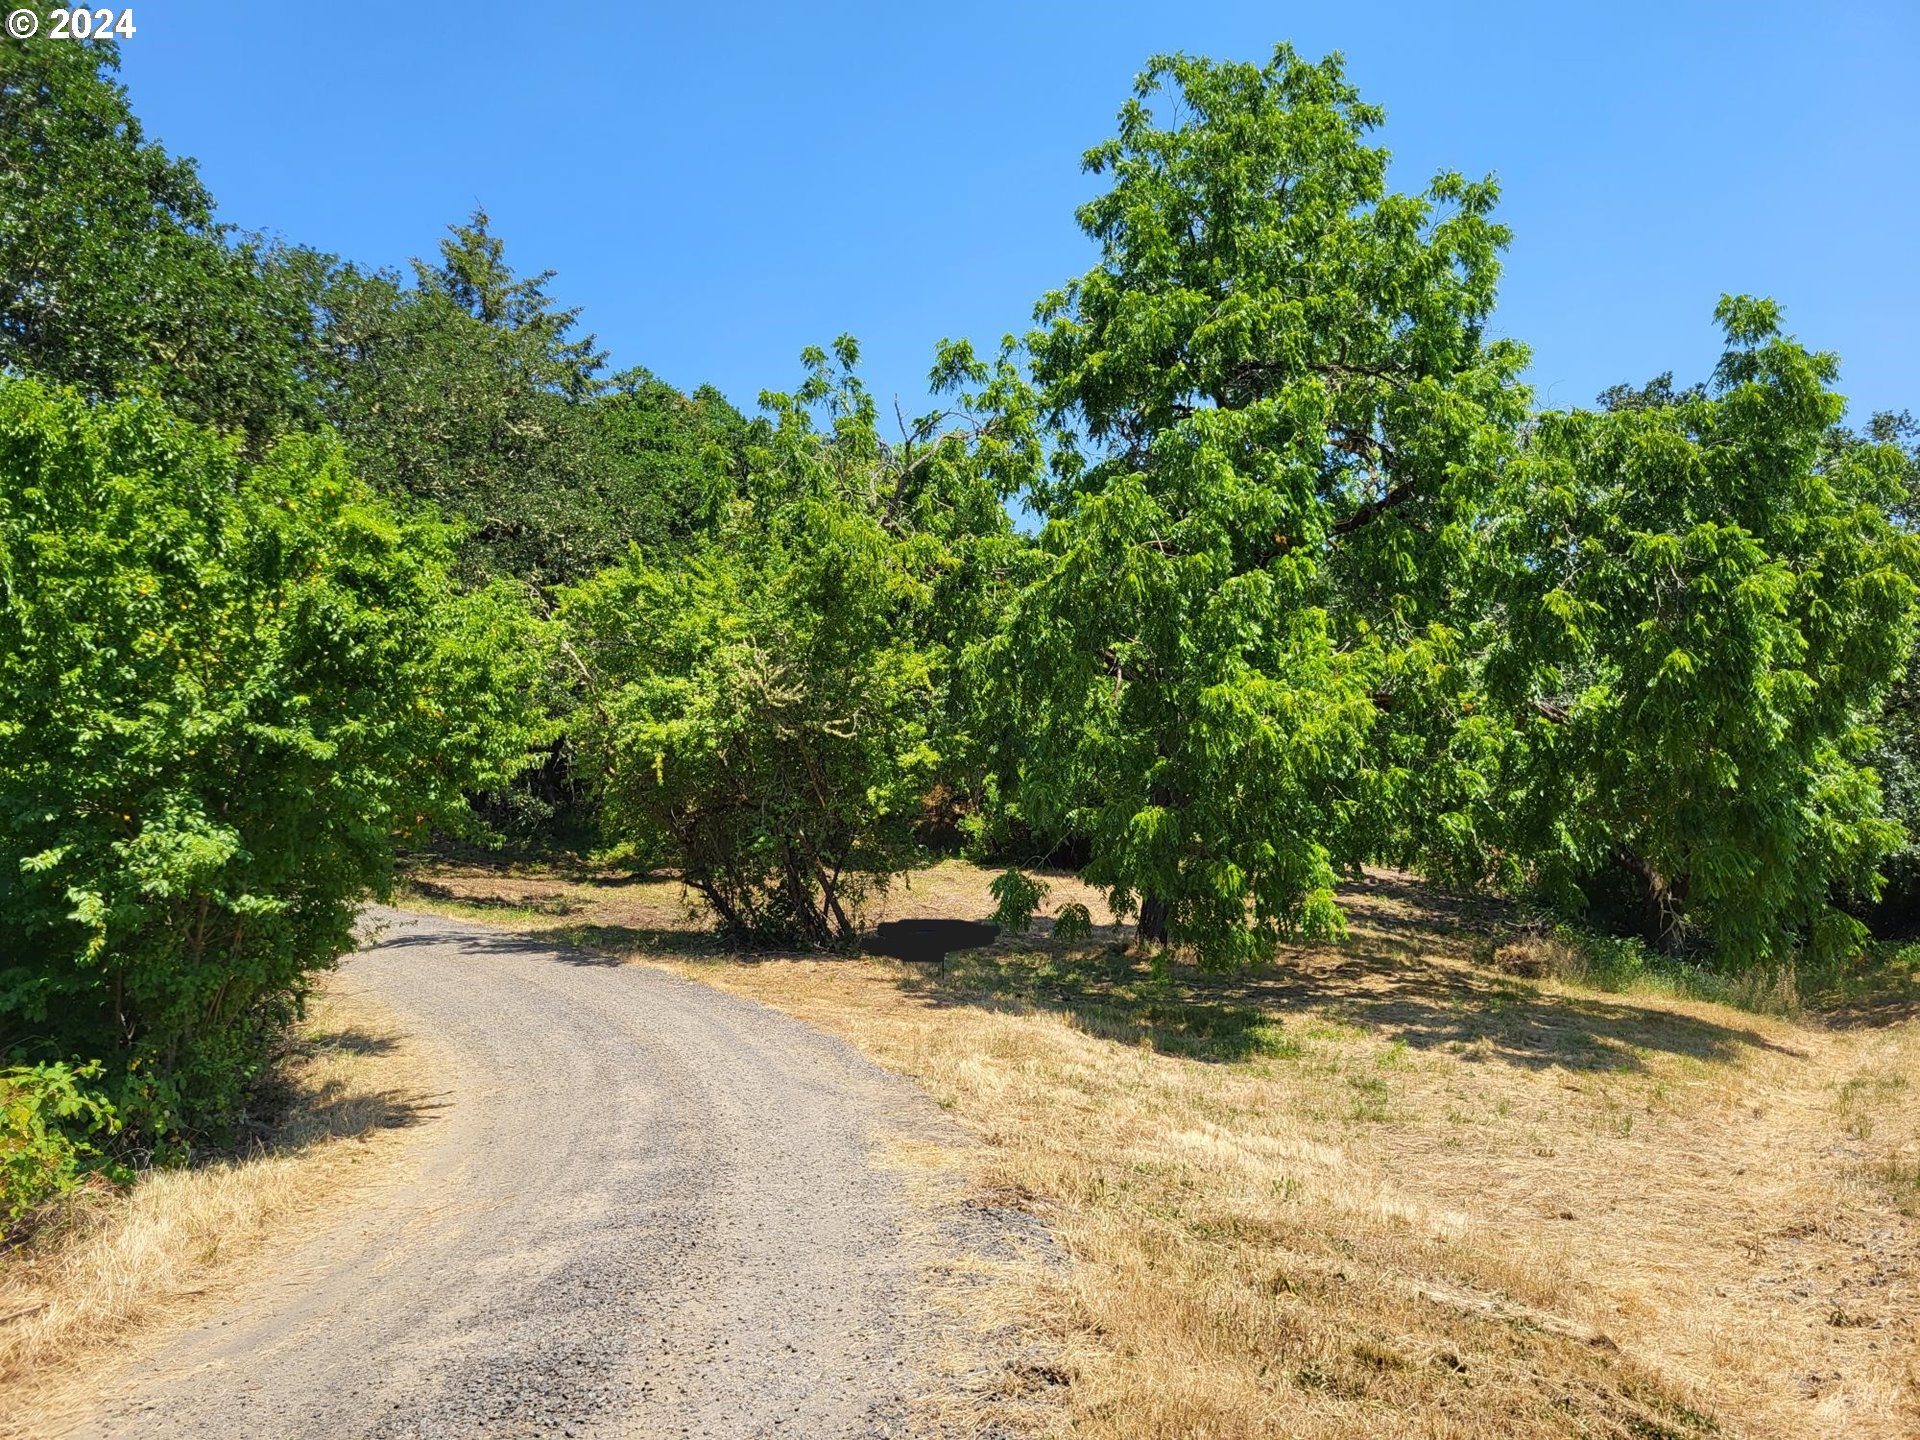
[82,908,984,1439]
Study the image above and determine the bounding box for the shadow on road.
[363,924,627,967]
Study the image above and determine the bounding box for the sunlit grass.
[0,990,430,1428]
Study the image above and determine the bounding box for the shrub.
[562,341,1007,947]
[1,1060,122,1228]
[0,378,545,1139]
[988,869,1050,933]
[562,497,940,945]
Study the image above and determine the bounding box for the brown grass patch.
[0,984,432,1436]
[403,858,1920,1439]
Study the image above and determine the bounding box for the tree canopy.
[1484,300,1920,962]
[308,211,749,591]
[980,47,1530,963]
[0,38,320,442]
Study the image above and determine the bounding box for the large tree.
[0,35,319,442]
[1486,301,1920,964]
[308,210,607,588]
[0,377,545,1135]
[985,47,1528,963]
[1864,412,1920,927]
[311,211,747,590]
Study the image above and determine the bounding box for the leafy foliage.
[988,868,1050,932]
[1485,300,1920,964]
[0,377,545,1135]
[984,868,1097,942]
[983,47,1529,963]
[1858,412,1920,928]
[1,1059,122,1227]
[309,212,747,590]
[1052,902,1095,944]
[0,38,319,442]
[563,341,1012,944]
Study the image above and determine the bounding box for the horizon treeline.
[3,35,1918,1174]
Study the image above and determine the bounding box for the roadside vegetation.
[4,27,1920,1437]
[0,986,428,1435]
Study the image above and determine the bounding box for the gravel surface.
[83,908,983,1439]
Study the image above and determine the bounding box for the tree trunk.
[1137,766,1180,949]
[693,876,748,937]
[1614,849,1687,955]
[1138,892,1170,947]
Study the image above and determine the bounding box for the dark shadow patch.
[863,918,1000,965]
[898,940,1804,1073]
[237,1026,446,1155]
[312,1027,401,1057]
[551,922,722,959]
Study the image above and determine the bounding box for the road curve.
[84,908,966,1439]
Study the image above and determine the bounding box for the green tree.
[583,370,751,552]
[563,340,1013,943]
[1485,300,1920,964]
[983,47,1528,962]
[312,211,746,590]
[1853,411,1920,927]
[0,36,319,441]
[307,211,606,588]
[0,377,545,1137]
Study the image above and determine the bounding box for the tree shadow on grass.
[549,922,724,959]
[402,877,589,919]
[898,935,1806,1076]
[269,1073,447,1153]
[1802,948,1920,1031]
[308,1027,400,1057]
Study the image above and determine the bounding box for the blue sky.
[117,2,1917,430]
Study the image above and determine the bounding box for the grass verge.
[0,984,429,1438]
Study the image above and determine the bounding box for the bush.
[562,496,940,946]
[1,1060,122,1228]
[988,869,1050,933]
[561,341,1005,947]
[0,378,545,1140]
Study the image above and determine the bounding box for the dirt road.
[81,909,976,1439]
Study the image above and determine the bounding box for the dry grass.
[0,984,431,1436]
[404,857,1920,1439]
